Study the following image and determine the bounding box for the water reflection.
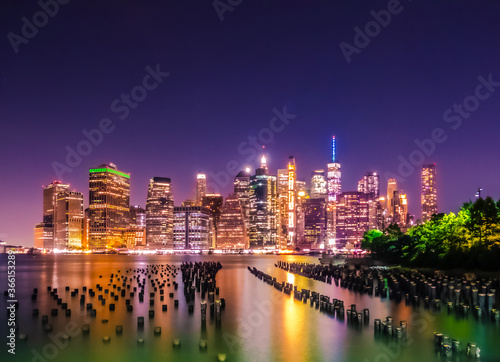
[0,254,499,362]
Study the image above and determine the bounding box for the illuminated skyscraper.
[327,136,342,246]
[358,172,380,200]
[311,170,327,199]
[277,169,289,249]
[35,180,67,250]
[34,223,54,250]
[55,190,84,249]
[42,181,69,225]
[146,177,174,248]
[295,181,307,248]
[368,197,386,231]
[391,190,409,231]
[421,164,437,222]
[336,192,369,249]
[287,156,296,246]
[234,169,251,230]
[248,155,277,248]
[217,193,248,249]
[128,205,146,247]
[202,194,224,248]
[387,179,398,218]
[88,163,130,249]
[173,206,211,250]
[302,198,327,250]
[130,205,146,228]
[196,173,207,206]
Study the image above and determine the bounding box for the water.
[1,254,499,361]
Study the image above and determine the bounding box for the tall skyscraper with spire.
[248,155,277,248]
[196,173,207,206]
[327,136,342,202]
[326,136,341,247]
[421,164,437,222]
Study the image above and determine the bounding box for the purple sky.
[1,0,499,246]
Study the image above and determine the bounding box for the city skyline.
[2,1,500,246]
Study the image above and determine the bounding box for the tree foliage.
[362,197,500,270]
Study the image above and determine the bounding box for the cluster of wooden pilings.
[5,262,227,359]
[276,261,500,322]
[248,266,373,327]
[180,261,225,322]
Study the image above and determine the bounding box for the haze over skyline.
[1,0,499,246]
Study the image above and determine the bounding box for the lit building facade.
[129,205,146,247]
[217,193,247,249]
[35,181,83,250]
[34,223,54,249]
[202,194,224,248]
[358,172,380,200]
[302,198,327,250]
[196,173,207,206]
[88,164,130,250]
[421,164,437,222]
[387,179,398,218]
[248,156,277,248]
[55,190,84,249]
[368,197,386,231]
[146,177,174,248]
[327,136,342,246]
[336,192,369,249]
[173,206,211,250]
[277,169,289,249]
[310,170,327,199]
[287,156,296,246]
[391,190,409,231]
[130,205,146,228]
[234,170,251,230]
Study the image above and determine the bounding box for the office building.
[327,136,342,245]
[202,194,224,248]
[302,198,327,250]
[421,164,437,222]
[217,193,247,249]
[88,163,130,249]
[35,181,83,250]
[387,179,398,218]
[55,190,84,249]
[146,177,174,248]
[173,206,211,250]
[310,170,327,199]
[248,155,277,248]
[196,173,207,206]
[335,192,369,249]
[358,172,380,200]
[234,169,251,229]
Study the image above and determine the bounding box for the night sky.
[1,0,499,246]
